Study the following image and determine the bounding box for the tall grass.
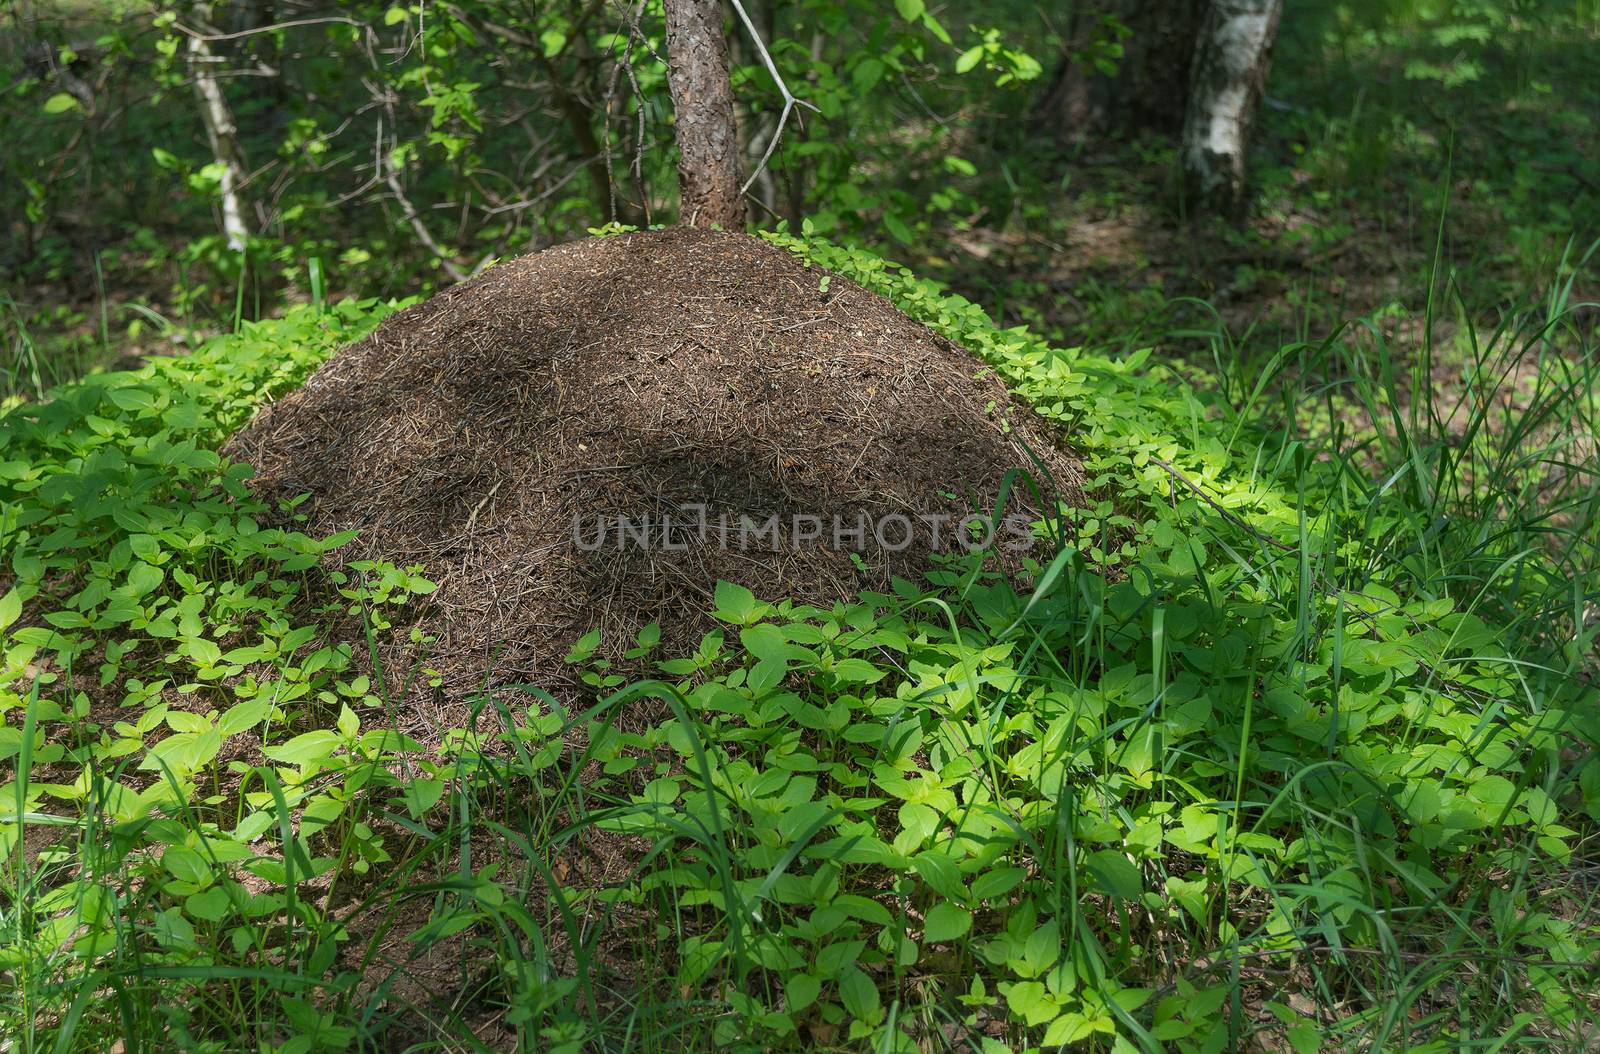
[0,295,119,407]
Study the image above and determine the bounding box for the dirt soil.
[226,226,1084,714]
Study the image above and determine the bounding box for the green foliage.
[0,296,463,1048]
[9,0,1593,404]
[5,0,1598,1048]
[1264,0,1599,299]
[563,562,1590,1049]
[3,232,1596,1051]
[1,0,1045,358]
[527,230,1596,1051]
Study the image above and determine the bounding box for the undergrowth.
[1,231,1597,1052]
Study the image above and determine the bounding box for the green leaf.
[186,637,223,667]
[883,210,914,244]
[814,939,865,978]
[1287,1022,1322,1054]
[565,628,600,663]
[43,92,81,114]
[141,728,223,775]
[852,57,885,92]
[832,894,892,926]
[712,580,759,623]
[829,657,885,683]
[218,699,269,737]
[1085,849,1143,899]
[898,801,939,845]
[301,794,345,834]
[0,589,21,632]
[402,778,445,818]
[162,845,213,886]
[1021,921,1061,976]
[971,866,1027,902]
[838,966,880,1021]
[740,623,794,666]
[127,562,164,597]
[263,730,341,766]
[184,885,233,922]
[911,852,966,901]
[106,386,157,411]
[1042,1013,1095,1046]
[785,972,822,1012]
[923,902,973,942]
[1005,980,1059,1026]
[894,0,924,20]
[955,46,984,74]
[747,657,787,695]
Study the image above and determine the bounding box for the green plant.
[2,231,1597,1052]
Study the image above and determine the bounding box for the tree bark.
[186,3,252,252]
[1035,0,1209,142]
[663,0,746,228]
[1180,0,1282,215]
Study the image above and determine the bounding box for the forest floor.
[921,16,1599,440]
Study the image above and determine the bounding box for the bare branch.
[171,16,363,42]
[381,143,468,283]
[725,0,818,196]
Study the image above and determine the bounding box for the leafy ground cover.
[2,229,1597,1051]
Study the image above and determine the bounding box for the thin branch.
[380,138,467,282]
[606,0,651,224]
[171,16,363,42]
[725,0,818,196]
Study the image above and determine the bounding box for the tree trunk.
[1035,0,1209,142]
[663,0,746,228]
[186,3,252,251]
[1180,0,1282,215]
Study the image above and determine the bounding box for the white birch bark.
[187,4,252,251]
[1180,0,1283,215]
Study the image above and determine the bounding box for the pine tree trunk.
[1180,0,1282,215]
[187,3,252,251]
[663,0,746,228]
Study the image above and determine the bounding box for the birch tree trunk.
[1180,0,1283,216]
[186,3,252,251]
[663,0,746,228]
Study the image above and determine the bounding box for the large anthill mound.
[228,227,1084,701]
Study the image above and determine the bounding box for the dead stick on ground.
[464,480,505,533]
